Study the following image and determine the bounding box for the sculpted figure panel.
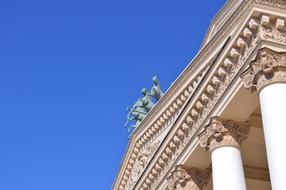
[125,77,164,134]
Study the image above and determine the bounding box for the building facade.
[113,0,286,189]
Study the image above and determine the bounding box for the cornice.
[255,0,286,9]
[114,64,210,189]
[113,1,286,189]
[201,0,244,48]
[135,12,286,190]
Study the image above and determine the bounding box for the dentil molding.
[114,1,286,189]
[137,13,284,190]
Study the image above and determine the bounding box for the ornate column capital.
[167,165,209,190]
[241,48,286,93]
[199,117,249,152]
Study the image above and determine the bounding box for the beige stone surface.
[113,1,286,190]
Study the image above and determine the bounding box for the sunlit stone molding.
[167,165,209,190]
[113,1,286,190]
[241,48,286,190]
[126,140,161,189]
[199,118,249,190]
[199,117,249,152]
[241,48,286,93]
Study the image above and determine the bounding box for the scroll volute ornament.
[241,48,286,93]
[199,117,249,152]
[167,165,209,190]
[167,165,191,190]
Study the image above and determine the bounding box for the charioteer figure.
[124,76,164,134]
[150,76,164,101]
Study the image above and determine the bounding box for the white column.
[212,146,247,190]
[241,48,286,190]
[259,83,286,190]
[199,117,249,190]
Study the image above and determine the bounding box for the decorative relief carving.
[254,0,286,9]
[189,168,210,189]
[117,4,286,190]
[146,14,261,190]
[261,26,286,44]
[118,1,256,188]
[241,48,286,92]
[167,165,209,190]
[141,15,261,189]
[127,140,160,189]
[167,165,190,190]
[199,117,249,152]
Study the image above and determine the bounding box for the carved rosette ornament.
[167,165,209,190]
[241,48,286,93]
[199,117,249,152]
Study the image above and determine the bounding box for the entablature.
[113,1,286,190]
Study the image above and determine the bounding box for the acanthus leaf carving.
[119,3,286,190]
[241,48,286,92]
[145,21,260,190]
[167,165,209,190]
[199,117,249,152]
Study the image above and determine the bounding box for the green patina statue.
[124,88,154,132]
[124,98,147,132]
[140,88,155,112]
[125,76,164,134]
[150,76,164,101]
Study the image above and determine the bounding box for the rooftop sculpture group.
[125,76,164,134]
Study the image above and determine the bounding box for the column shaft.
[212,147,247,190]
[199,117,249,190]
[259,83,286,190]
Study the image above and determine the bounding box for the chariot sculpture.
[125,76,164,134]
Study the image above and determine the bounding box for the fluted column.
[167,165,209,190]
[199,117,249,190]
[242,48,286,190]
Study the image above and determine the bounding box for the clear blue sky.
[0,0,226,189]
